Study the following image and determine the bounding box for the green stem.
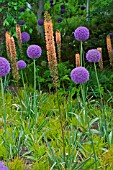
[81,84,97,169]
[37,67,41,92]
[94,63,108,142]
[33,59,37,125]
[80,41,83,66]
[94,63,102,99]
[1,77,8,166]
[21,70,31,129]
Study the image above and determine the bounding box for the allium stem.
[0,77,8,166]
[94,63,108,142]
[20,70,31,129]
[33,59,37,124]
[80,41,83,66]
[80,84,98,169]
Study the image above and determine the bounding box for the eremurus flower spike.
[97,47,103,70]
[44,11,58,88]
[56,30,61,62]
[75,53,80,67]
[16,24,23,57]
[106,35,113,66]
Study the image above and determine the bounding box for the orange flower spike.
[16,24,23,57]
[106,35,113,66]
[97,48,103,70]
[9,36,20,82]
[75,53,80,67]
[106,35,112,53]
[5,31,11,59]
[44,11,58,87]
[56,30,61,62]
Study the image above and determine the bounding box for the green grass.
[0,88,113,169]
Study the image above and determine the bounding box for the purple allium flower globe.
[71,67,89,84]
[57,18,63,23]
[0,161,9,170]
[60,4,65,9]
[14,16,17,19]
[73,26,90,41]
[80,6,86,10]
[38,19,44,26]
[21,32,30,43]
[27,45,42,59]
[17,60,26,70]
[60,9,65,14]
[18,20,25,25]
[50,0,53,3]
[108,33,113,38]
[50,3,54,7]
[19,8,25,12]
[0,57,10,77]
[86,49,101,62]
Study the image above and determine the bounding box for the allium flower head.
[80,6,86,10]
[0,57,10,77]
[86,49,101,62]
[71,66,89,84]
[18,20,25,25]
[108,32,113,38]
[50,0,53,3]
[21,32,30,43]
[60,4,65,9]
[38,19,44,26]
[17,60,26,69]
[57,18,63,23]
[0,161,9,170]
[60,9,65,14]
[27,45,42,59]
[19,8,25,12]
[50,3,54,7]
[14,16,17,19]
[73,26,90,41]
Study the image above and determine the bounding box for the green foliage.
[8,157,25,170]
[32,159,49,170]
[1,0,113,169]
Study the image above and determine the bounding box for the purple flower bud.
[19,8,25,12]
[27,45,42,59]
[86,49,101,62]
[21,32,30,43]
[14,16,17,19]
[0,161,9,170]
[60,4,65,9]
[73,26,90,41]
[50,0,53,3]
[50,3,54,7]
[17,60,26,70]
[18,20,25,25]
[38,19,44,26]
[71,66,89,84]
[80,6,86,10]
[108,33,113,38]
[0,57,10,77]
[60,9,65,14]
[57,18,63,23]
